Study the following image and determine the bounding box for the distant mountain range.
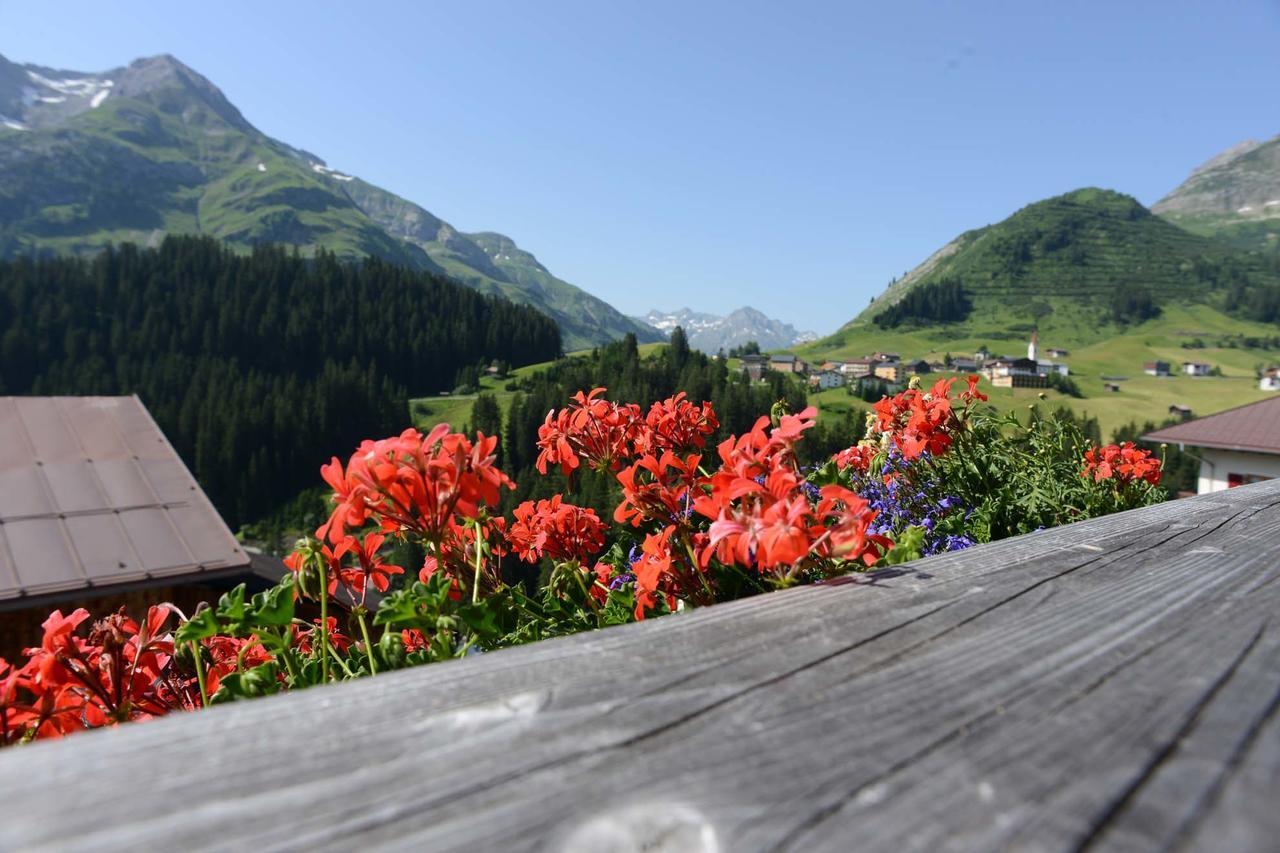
[637,306,816,354]
[1153,133,1280,255]
[0,52,661,351]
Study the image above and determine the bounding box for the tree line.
[0,237,562,526]
[873,278,973,328]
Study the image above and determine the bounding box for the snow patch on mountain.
[26,71,112,100]
[637,307,816,354]
[311,161,354,181]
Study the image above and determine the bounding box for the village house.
[1260,368,1280,392]
[872,351,900,363]
[1182,362,1212,377]
[985,356,1048,388]
[1144,397,1280,493]
[1103,382,1122,393]
[928,361,948,374]
[1144,361,1172,377]
[739,354,767,382]
[985,357,1040,379]
[840,357,878,378]
[1169,404,1193,421]
[769,353,809,375]
[904,359,931,376]
[0,396,287,661]
[951,356,980,373]
[1046,347,1069,358]
[874,361,904,383]
[808,371,844,390]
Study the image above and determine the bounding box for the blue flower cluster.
[850,450,975,556]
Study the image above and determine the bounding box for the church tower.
[1028,329,1038,362]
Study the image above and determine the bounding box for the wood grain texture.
[1,482,1278,852]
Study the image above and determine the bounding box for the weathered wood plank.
[1,482,1278,852]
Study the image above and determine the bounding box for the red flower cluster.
[1,606,197,743]
[291,424,513,603]
[536,388,644,476]
[870,377,960,460]
[536,388,721,477]
[637,392,720,455]
[614,451,703,527]
[317,424,513,545]
[693,407,889,573]
[507,496,607,564]
[1082,442,1162,487]
[833,442,878,473]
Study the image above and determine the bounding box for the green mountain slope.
[1153,134,1280,255]
[848,188,1280,341]
[804,186,1280,439]
[0,52,659,351]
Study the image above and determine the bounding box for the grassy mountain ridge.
[0,52,659,350]
[849,188,1280,342]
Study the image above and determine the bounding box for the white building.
[1144,397,1280,493]
[1182,362,1212,377]
[808,371,844,390]
[1261,368,1280,392]
[1038,360,1070,377]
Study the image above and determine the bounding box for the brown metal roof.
[0,396,249,607]
[1143,395,1280,455]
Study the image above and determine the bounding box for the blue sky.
[2,1,1278,334]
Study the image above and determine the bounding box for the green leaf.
[247,579,295,629]
[215,584,248,627]
[209,661,281,704]
[174,607,220,644]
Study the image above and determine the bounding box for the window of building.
[1227,473,1273,488]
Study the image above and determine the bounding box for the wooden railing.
[2,480,1278,851]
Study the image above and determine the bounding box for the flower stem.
[356,609,378,676]
[471,520,484,605]
[188,640,209,707]
[317,557,330,683]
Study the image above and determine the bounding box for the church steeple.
[1028,329,1038,362]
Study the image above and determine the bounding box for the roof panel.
[118,508,194,575]
[63,514,148,586]
[112,399,174,461]
[62,397,133,459]
[0,396,249,604]
[0,529,20,600]
[91,458,159,508]
[5,518,84,596]
[13,397,82,463]
[41,461,110,515]
[136,456,199,505]
[166,504,245,569]
[0,465,53,519]
[0,398,33,468]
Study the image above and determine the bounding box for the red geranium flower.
[507,496,607,564]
